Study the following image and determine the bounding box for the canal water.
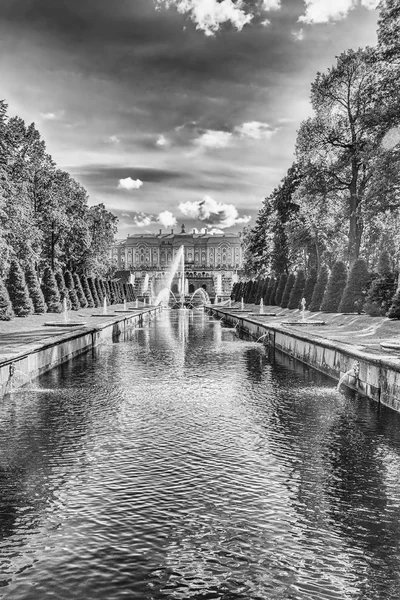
[1,310,400,600]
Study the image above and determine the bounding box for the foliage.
[264,277,276,305]
[320,261,348,312]
[280,273,296,308]
[274,273,287,306]
[387,288,400,319]
[73,273,88,308]
[303,268,317,307]
[64,270,80,311]
[309,265,329,312]
[87,277,101,307]
[364,250,397,315]
[6,259,34,317]
[80,275,95,308]
[0,101,118,276]
[41,267,62,313]
[0,277,14,321]
[288,270,306,310]
[338,259,370,313]
[55,270,71,310]
[25,264,47,314]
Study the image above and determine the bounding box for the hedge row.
[0,261,136,320]
[231,252,400,318]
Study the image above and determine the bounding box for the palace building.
[111,225,244,300]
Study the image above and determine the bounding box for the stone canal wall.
[209,307,400,414]
[0,307,161,397]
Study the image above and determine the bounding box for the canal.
[1,310,400,599]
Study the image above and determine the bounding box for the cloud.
[262,0,281,9]
[234,121,276,140]
[40,112,57,120]
[158,210,177,228]
[156,134,169,147]
[292,28,305,41]
[193,129,233,149]
[133,212,153,227]
[261,19,271,26]
[156,0,253,36]
[298,0,378,24]
[190,121,276,151]
[109,135,120,144]
[178,195,251,228]
[118,177,144,190]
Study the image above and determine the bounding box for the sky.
[0,0,380,238]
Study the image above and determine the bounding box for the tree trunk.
[348,162,362,267]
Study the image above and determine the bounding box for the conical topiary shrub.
[288,270,306,309]
[73,273,88,308]
[128,283,136,301]
[338,259,370,314]
[0,277,14,321]
[388,285,400,319]
[364,250,397,316]
[94,277,104,304]
[280,273,295,308]
[55,270,71,310]
[303,268,317,308]
[64,270,80,311]
[80,275,95,308]
[320,261,348,312]
[6,259,34,317]
[87,277,101,307]
[25,264,47,314]
[42,267,62,313]
[274,273,287,307]
[264,277,276,305]
[309,265,329,312]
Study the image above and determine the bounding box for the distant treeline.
[0,100,117,279]
[243,1,400,278]
[232,250,400,319]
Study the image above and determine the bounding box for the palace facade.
[111,225,243,299]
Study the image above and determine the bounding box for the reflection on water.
[1,311,400,599]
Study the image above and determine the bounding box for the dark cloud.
[70,165,189,188]
[0,0,379,234]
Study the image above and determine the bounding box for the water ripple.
[1,311,400,599]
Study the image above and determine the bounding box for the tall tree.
[296,48,396,265]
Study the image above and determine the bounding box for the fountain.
[337,360,360,392]
[103,297,108,315]
[230,296,249,313]
[154,246,188,308]
[187,288,210,309]
[44,296,86,327]
[248,297,277,317]
[280,298,325,326]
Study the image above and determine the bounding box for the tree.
[274,273,287,306]
[73,273,88,308]
[64,270,80,311]
[320,261,348,312]
[6,259,34,317]
[288,270,306,310]
[303,268,317,307]
[87,276,100,307]
[309,265,329,312]
[80,274,95,308]
[262,277,274,305]
[25,264,47,314]
[364,250,397,315]
[0,277,14,320]
[296,48,395,266]
[41,267,62,313]
[280,273,295,308]
[338,259,370,313]
[55,269,70,309]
